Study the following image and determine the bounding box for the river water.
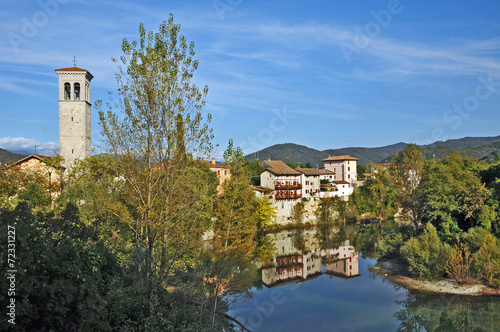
[229,226,500,332]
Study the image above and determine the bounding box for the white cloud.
[0,137,58,156]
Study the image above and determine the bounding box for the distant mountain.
[245,135,500,166]
[246,143,328,167]
[425,136,500,148]
[0,148,26,165]
[323,142,408,166]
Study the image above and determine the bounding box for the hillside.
[322,142,408,166]
[0,148,25,165]
[245,135,500,166]
[245,143,328,167]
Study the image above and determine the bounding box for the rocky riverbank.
[374,259,500,296]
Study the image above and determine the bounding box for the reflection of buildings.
[325,243,359,278]
[262,252,322,286]
[262,235,359,287]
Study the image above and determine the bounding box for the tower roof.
[55,66,93,79]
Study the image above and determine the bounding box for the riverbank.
[375,259,500,296]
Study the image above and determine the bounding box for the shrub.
[461,227,491,253]
[473,234,500,286]
[445,242,474,285]
[401,223,451,280]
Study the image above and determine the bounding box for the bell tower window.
[74,83,80,100]
[64,83,71,100]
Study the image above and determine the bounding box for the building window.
[64,82,71,100]
[217,170,220,176]
[348,174,350,179]
[348,167,350,171]
[224,170,227,175]
[72,149,74,153]
[71,116,73,121]
[74,83,80,100]
[282,203,284,209]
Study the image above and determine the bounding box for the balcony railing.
[275,182,302,190]
[275,193,302,200]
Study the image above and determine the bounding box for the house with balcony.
[296,167,323,197]
[260,160,302,201]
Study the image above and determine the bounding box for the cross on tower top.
[72,56,78,67]
[33,142,38,154]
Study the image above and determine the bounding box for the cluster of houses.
[252,155,359,224]
[256,155,359,200]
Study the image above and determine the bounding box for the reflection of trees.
[395,292,499,332]
[292,227,306,253]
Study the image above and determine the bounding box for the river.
[229,225,500,331]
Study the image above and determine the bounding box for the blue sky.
[1,0,500,157]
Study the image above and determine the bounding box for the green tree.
[392,144,424,228]
[0,164,51,210]
[0,203,125,331]
[419,154,496,242]
[256,196,277,228]
[401,223,451,280]
[243,159,265,186]
[210,140,259,329]
[473,234,500,286]
[97,15,215,318]
[364,165,395,218]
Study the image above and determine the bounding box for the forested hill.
[0,148,25,165]
[244,135,500,166]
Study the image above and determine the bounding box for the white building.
[321,155,359,200]
[322,155,359,185]
[260,160,303,201]
[296,167,322,197]
[55,65,93,169]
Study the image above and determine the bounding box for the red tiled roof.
[316,168,336,175]
[263,160,302,176]
[8,154,66,170]
[55,66,88,72]
[12,153,49,165]
[55,66,93,79]
[296,167,333,176]
[252,186,274,193]
[322,155,359,162]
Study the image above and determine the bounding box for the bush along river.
[229,224,500,331]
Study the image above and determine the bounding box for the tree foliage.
[392,144,424,227]
[96,15,217,319]
[418,154,496,242]
[401,223,451,280]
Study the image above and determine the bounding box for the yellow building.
[201,158,231,194]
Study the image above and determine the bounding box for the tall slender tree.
[97,15,215,317]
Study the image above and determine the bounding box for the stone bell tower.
[55,65,93,168]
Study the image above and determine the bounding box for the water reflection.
[260,227,360,287]
[232,226,500,332]
[395,292,500,332]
